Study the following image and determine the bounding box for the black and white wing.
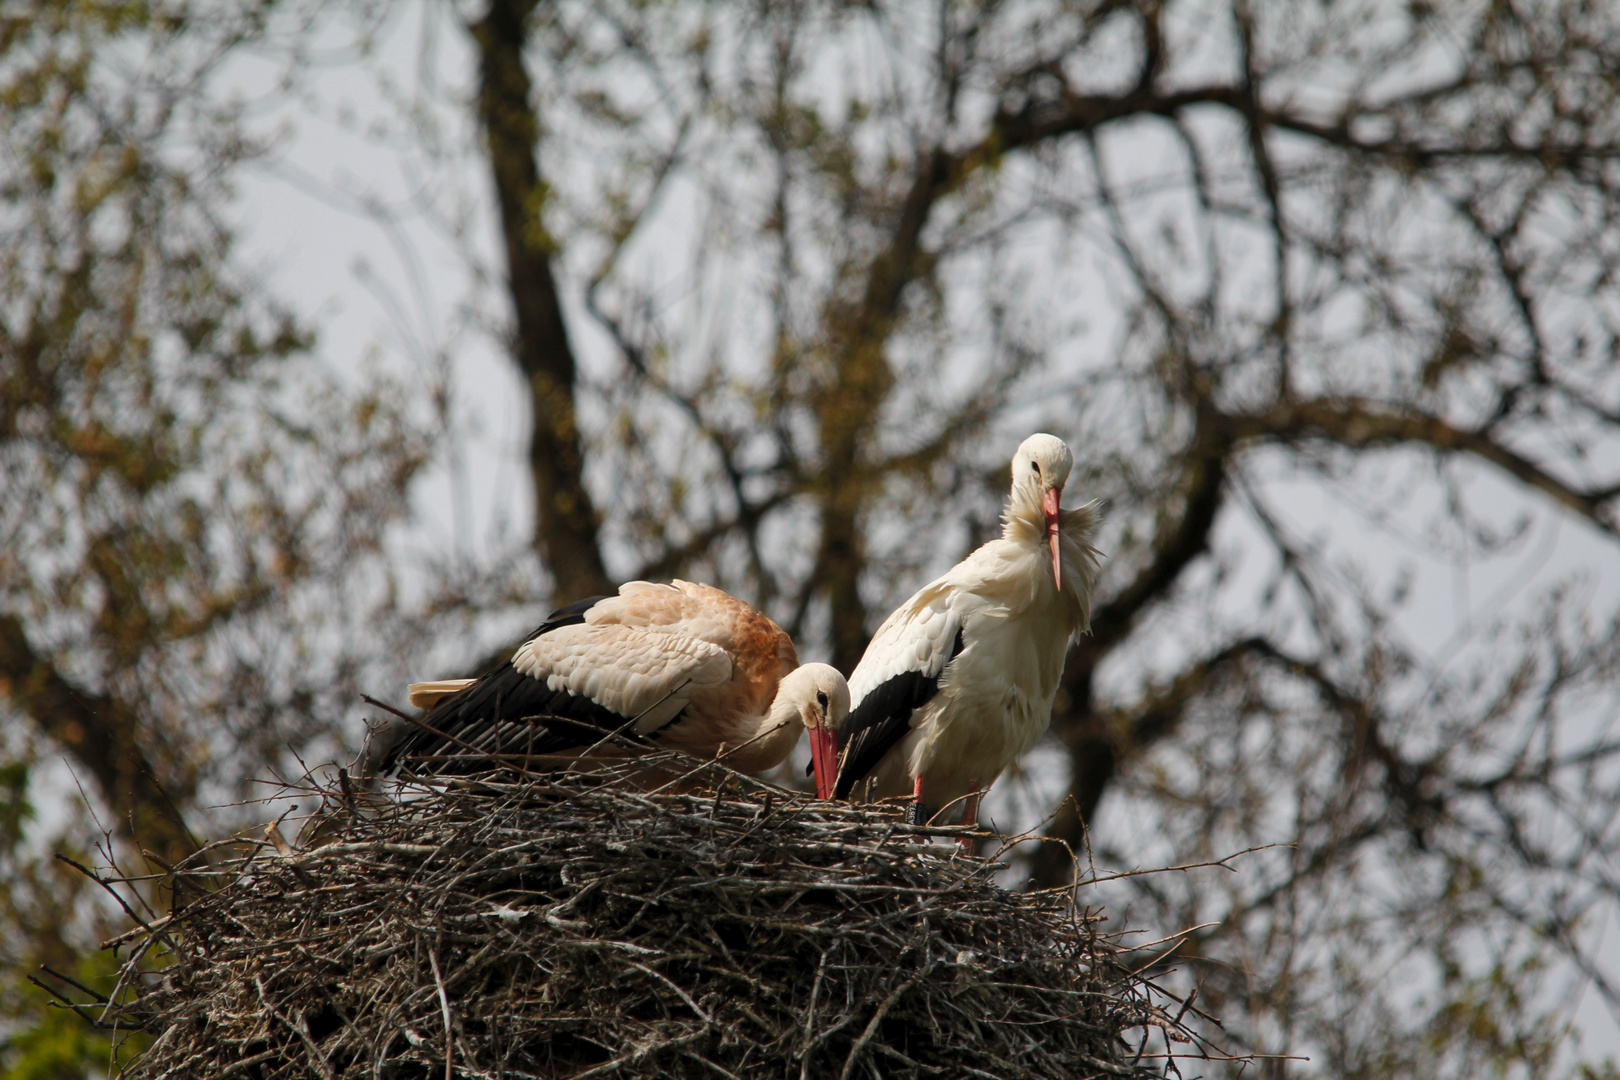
[382,593,732,773]
[833,582,966,799]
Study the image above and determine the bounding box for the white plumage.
[833,434,1103,827]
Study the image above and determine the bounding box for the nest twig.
[61,757,1226,1079]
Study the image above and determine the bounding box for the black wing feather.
[833,627,965,799]
[535,594,609,631]
[383,594,663,774]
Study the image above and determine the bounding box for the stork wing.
[834,583,966,799]
[384,590,733,772]
[512,622,733,733]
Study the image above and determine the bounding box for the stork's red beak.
[809,726,838,800]
[1043,487,1062,589]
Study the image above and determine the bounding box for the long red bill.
[809,727,838,800]
[1043,487,1062,590]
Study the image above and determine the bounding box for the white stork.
[382,580,849,782]
[831,433,1103,829]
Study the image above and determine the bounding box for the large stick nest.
[78,759,1209,1079]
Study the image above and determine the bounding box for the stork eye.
[816,690,829,709]
[1031,462,1040,473]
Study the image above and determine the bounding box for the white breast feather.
[512,624,733,733]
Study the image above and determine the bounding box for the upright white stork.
[381,580,849,781]
[831,434,1103,828]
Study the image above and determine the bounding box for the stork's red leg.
[959,788,981,827]
[906,775,928,826]
[958,787,983,849]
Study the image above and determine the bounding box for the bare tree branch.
[0,616,197,867]
[1219,398,1620,536]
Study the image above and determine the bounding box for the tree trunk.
[472,0,615,604]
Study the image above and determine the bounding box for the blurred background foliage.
[5,0,1620,1075]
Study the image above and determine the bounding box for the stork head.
[1009,433,1074,589]
[779,662,849,800]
